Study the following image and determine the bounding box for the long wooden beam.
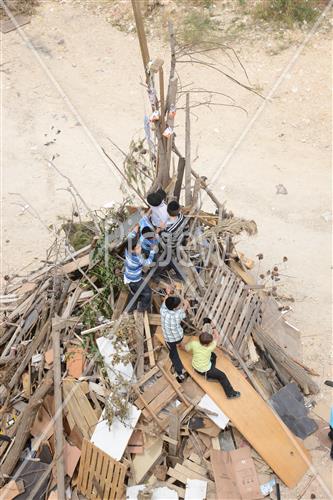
[156,328,310,488]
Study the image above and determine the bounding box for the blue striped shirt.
[129,216,159,253]
[124,249,156,284]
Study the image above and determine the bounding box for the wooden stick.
[191,169,222,211]
[144,311,155,368]
[52,318,65,499]
[134,312,145,379]
[0,373,53,482]
[185,93,192,206]
[174,157,185,201]
[131,0,150,79]
[159,66,165,132]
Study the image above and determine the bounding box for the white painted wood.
[126,485,145,499]
[184,479,207,500]
[198,394,229,429]
[96,336,134,388]
[152,487,178,499]
[90,404,141,461]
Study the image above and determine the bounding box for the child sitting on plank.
[185,318,241,399]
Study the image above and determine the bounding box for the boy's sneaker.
[228,391,241,399]
[176,372,187,383]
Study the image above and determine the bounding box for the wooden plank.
[147,313,161,326]
[52,320,65,499]
[156,328,310,488]
[183,459,208,477]
[112,289,129,320]
[149,385,175,414]
[174,464,214,486]
[132,436,164,483]
[135,376,169,407]
[134,312,145,379]
[0,479,25,499]
[185,93,192,206]
[63,379,98,440]
[144,311,156,367]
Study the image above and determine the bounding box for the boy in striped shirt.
[124,234,157,313]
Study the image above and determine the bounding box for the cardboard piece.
[184,479,207,500]
[63,440,81,478]
[0,480,25,499]
[45,349,54,366]
[211,447,262,500]
[66,346,85,379]
[31,405,54,440]
[198,394,229,429]
[91,404,141,461]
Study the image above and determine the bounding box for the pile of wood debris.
[0,194,321,499]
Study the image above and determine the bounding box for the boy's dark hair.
[141,226,154,239]
[127,235,140,252]
[199,332,213,346]
[156,188,166,201]
[167,201,180,217]
[203,317,212,325]
[147,191,163,207]
[165,296,181,310]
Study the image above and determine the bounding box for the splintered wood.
[195,264,261,354]
[77,439,127,500]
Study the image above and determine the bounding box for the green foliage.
[177,10,220,46]
[62,221,95,251]
[253,0,320,27]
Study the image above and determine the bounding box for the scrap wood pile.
[0,4,324,499]
[0,191,321,499]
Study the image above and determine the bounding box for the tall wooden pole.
[131,0,150,79]
[185,93,192,206]
[52,318,65,500]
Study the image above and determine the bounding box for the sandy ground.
[1,1,332,497]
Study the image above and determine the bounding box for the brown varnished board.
[156,328,310,488]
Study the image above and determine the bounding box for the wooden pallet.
[194,264,261,353]
[133,362,192,430]
[77,439,127,500]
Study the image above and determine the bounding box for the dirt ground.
[2,1,332,497]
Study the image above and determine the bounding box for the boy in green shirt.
[185,319,240,399]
